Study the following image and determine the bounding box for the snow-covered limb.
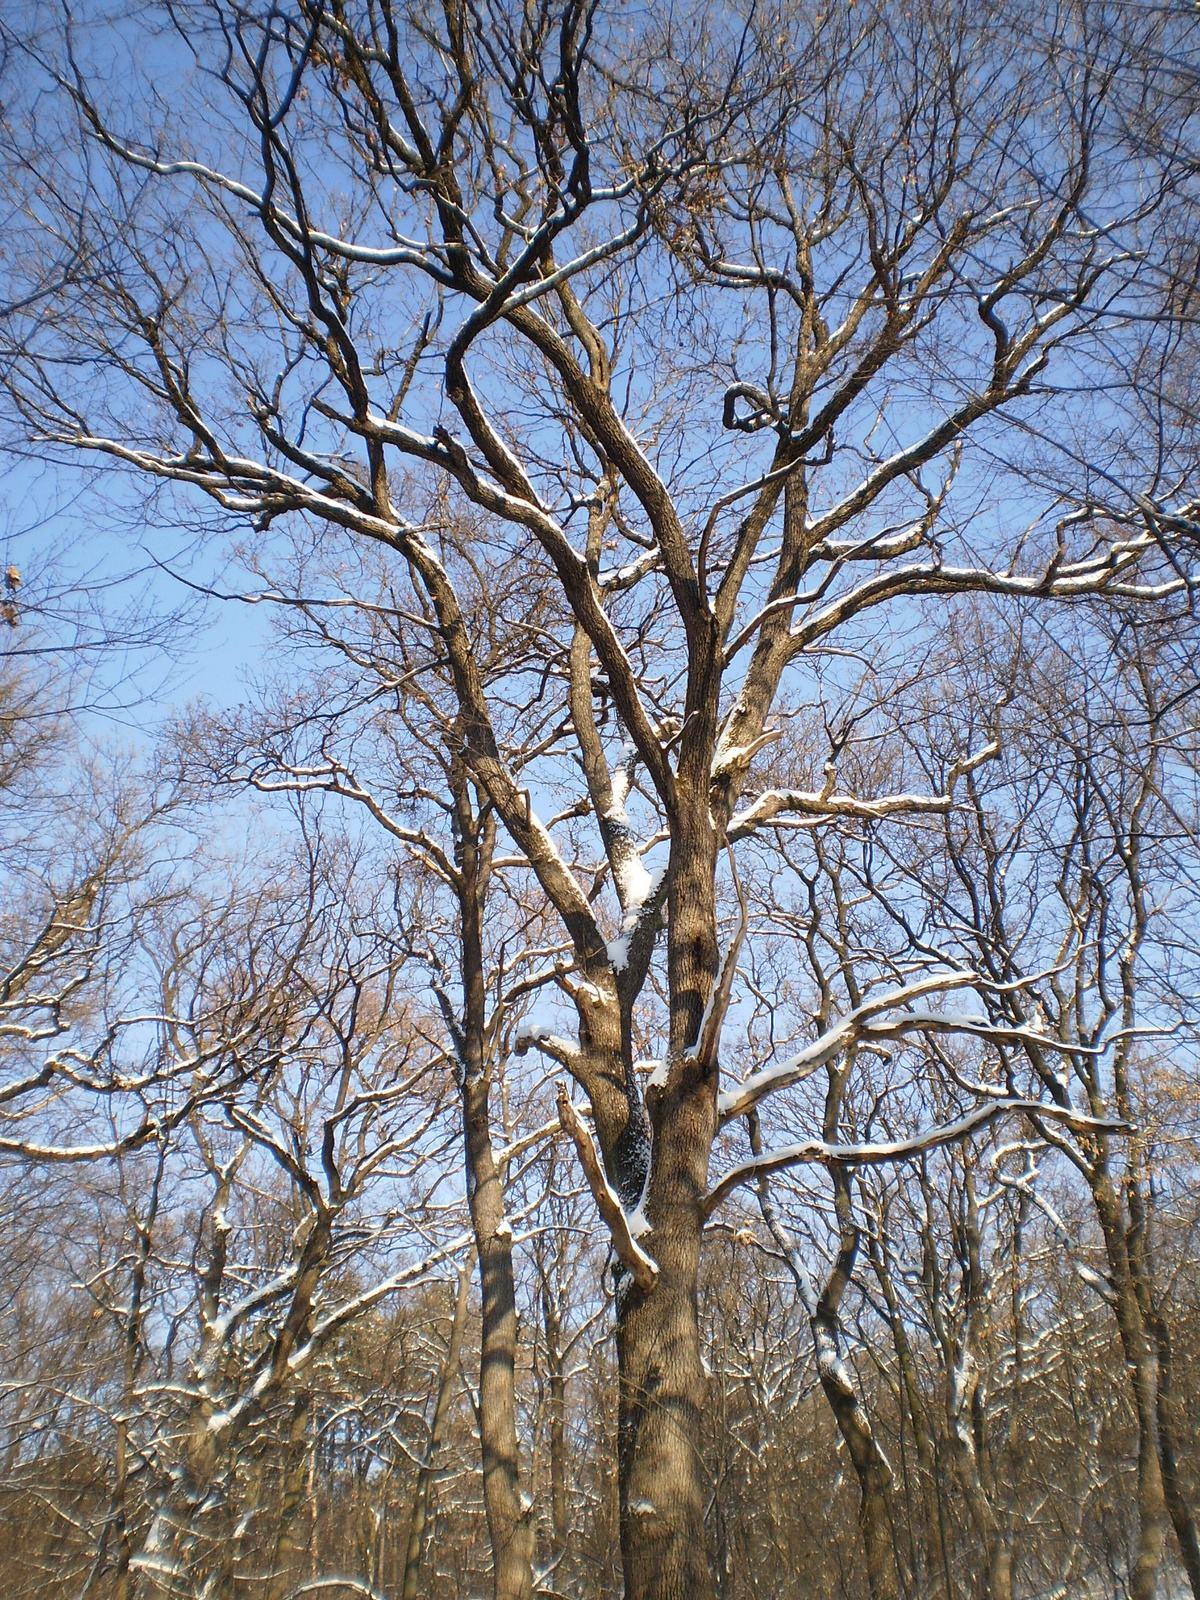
[607,864,667,972]
[728,784,956,839]
[703,1099,1128,1218]
[556,1084,659,1293]
[297,1229,476,1357]
[863,1009,1104,1055]
[514,1023,582,1073]
[749,1142,819,1319]
[494,1117,562,1169]
[718,976,1102,1125]
[711,724,783,784]
[0,1127,163,1162]
[784,541,1179,667]
[600,742,661,946]
[204,1231,476,1440]
[717,972,980,1123]
[287,1581,389,1600]
[198,1258,307,1377]
[993,1163,1117,1305]
[598,545,662,592]
[723,716,1007,840]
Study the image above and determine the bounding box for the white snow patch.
[633,863,666,916]
[609,742,637,808]
[613,853,654,911]
[607,865,666,971]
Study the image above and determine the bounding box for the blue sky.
[1,449,277,741]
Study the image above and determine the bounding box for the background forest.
[1,1,1199,1598]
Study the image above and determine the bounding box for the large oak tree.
[3,0,1199,1593]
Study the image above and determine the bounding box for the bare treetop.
[2,3,1199,1595]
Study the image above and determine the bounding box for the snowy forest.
[1,1,1199,1597]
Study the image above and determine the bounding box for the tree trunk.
[867,1230,950,1600]
[541,1274,568,1557]
[453,774,534,1600]
[1155,1312,1200,1600]
[463,1069,535,1600]
[617,1083,716,1600]
[265,1394,312,1600]
[943,1396,1014,1600]
[813,1311,904,1600]
[988,1541,1014,1600]
[1127,1340,1170,1600]
[112,1417,131,1600]
[1092,1182,1169,1600]
[755,1141,904,1600]
[402,1249,475,1600]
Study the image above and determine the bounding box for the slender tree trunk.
[821,1149,904,1600]
[1126,1334,1170,1600]
[754,1134,903,1600]
[988,1542,1014,1600]
[462,1067,535,1600]
[814,1310,903,1600]
[942,1171,1014,1600]
[1092,1183,1168,1600]
[541,1276,568,1557]
[112,1417,131,1600]
[867,1230,950,1600]
[942,1379,1013,1600]
[113,1155,164,1600]
[1155,1312,1200,1600]
[265,1394,312,1600]
[452,770,535,1600]
[402,1249,475,1600]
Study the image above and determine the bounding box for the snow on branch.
[717,972,979,1123]
[514,1024,582,1073]
[726,726,1000,841]
[703,1099,1128,1218]
[293,1232,476,1366]
[728,785,954,838]
[556,1085,658,1293]
[204,1231,476,1440]
[718,976,1100,1125]
[993,1162,1117,1305]
[607,863,667,972]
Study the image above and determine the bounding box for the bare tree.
[845,605,1200,1600]
[2,2,1199,1594]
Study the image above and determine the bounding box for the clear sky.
[1,448,278,743]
